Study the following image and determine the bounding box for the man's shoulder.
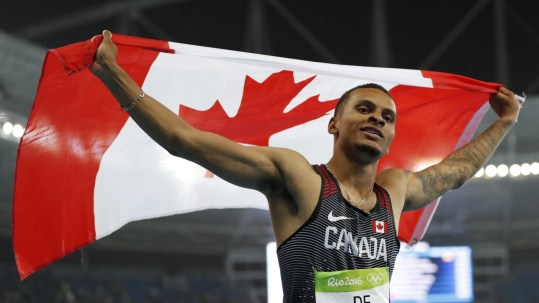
[376,168,409,212]
[376,167,408,180]
[375,168,410,190]
[261,145,305,160]
[261,146,318,180]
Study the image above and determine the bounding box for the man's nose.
[368,115,385,127]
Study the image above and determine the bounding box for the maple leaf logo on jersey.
[372,220,388,234]
[179,70,338,146]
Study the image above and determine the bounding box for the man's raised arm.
[403,86,521,211]
[90,30,302,193]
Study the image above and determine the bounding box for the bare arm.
[91,30,306,193]
[403,87,521,211]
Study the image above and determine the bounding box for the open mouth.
[360,126,384,138]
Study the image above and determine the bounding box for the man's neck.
[326,156,378,192]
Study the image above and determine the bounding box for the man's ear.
[328,117,337,134]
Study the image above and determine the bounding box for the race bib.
[315,267,389,303]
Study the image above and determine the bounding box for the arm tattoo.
[416,119,513,203]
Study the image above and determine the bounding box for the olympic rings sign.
[366,273,384,285]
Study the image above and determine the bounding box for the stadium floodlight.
[475,162,539,180]
[474,168,484,178]
[3,121,13,135]
[521,163,531,176]
[531,162,539,175]
[12,124,24,138]
[509,164,521,177]
[496,164,509,177]
[485,165,497,178]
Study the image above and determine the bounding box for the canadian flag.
[373,220,388,234]
[14,33,501,279]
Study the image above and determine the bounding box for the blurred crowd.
[0,264,252,303]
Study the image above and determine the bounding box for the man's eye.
[384,115,394,122]
[357,107,368,113]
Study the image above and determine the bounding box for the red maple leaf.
[179,70,338,146]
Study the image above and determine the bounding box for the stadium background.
[0,0,538,302]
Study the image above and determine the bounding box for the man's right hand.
[91,30,118,77]
[85,30,320,245]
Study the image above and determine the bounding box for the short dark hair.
[334,83,393,117]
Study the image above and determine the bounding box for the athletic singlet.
[277,164,400,303]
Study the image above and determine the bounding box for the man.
[91,30,520,302]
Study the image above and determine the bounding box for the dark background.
[0,0,538,302]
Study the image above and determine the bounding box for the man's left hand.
[489,87,521,124]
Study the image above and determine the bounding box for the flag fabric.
[14,33,501,279]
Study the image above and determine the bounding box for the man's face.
[330,88,397,160]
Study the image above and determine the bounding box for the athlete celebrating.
[91,30,520,302]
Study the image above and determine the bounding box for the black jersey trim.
[277,165,326,251]
[374,184,400,246]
